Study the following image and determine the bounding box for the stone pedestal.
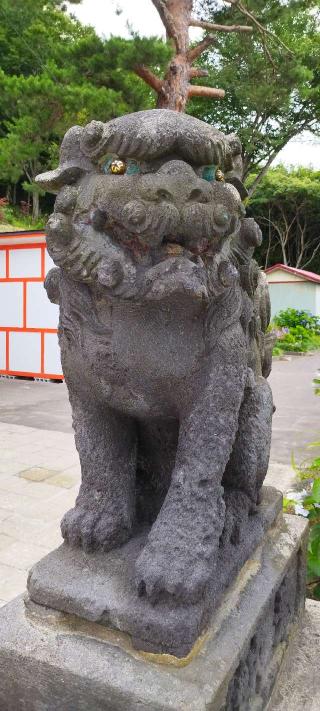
[27,487,282,657]
[0,514,308,711]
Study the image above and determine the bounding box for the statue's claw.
[135,541,212,604]
[61,504,131,553]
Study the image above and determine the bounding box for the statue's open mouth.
[109,227,216,262]
[162,235,184,249]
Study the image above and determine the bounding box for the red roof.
[265,263,320,285]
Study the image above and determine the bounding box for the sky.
[67,0,169,39]
[67,0,320,169]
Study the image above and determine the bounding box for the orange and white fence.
[0,230,62,380]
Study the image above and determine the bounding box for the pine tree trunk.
[32,191,40,221]
[135,0,228,111]
[157,56,190,111]
[135,2,281,114]
[156,0,192,111]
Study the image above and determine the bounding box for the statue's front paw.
[135,542,212,604]
[61,504,131,553]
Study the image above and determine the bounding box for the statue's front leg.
[61,395,137,552]
[135,362,246,603]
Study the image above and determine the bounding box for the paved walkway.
[0,380,78,607]
[267,352,320,491]
[0,352,319,607]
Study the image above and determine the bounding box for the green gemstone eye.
[126,160,140,175]
[102,157,113,174]
[202,165,216,182]
[202,165,226,182]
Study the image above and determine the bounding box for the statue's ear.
[35,166,88,194]
[36,125,95,194]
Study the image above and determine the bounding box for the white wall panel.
[10,332,41,373]
[0,251,6,278]
[44,333,62,375]
[27,282,59,329]
[0,283,22,327]
[45,250,55,275]
[315,285,320,317]
[9,248,41,279]
[269,282,315,319]
[0,332,6,370]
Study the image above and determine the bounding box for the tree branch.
[187,36,217,62]
[189,67,209,79]
[258,214,289,264]
[223,0,293,55]
[258,216,285,242]
[301,241,320,270]
[264,211,272,269]
[188,85,225,99]
[244,121,310,182]
[134,64,165,95]
[295,212,307,268]
[246,148,280,195]
[189,18,252,33]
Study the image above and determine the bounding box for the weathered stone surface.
[29,110,277,653]
[28,486,282,657]
[268,599,320,711]
[0,515,308,711]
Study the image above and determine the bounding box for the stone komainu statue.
[37,109,275,604]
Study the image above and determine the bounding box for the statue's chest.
[94,300,206,380]
[59,280,206,383]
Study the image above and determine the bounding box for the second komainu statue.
[28,109,276,656]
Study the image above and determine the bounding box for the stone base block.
[27,487,282,657]
[0,514,308,711]
[268,599,320,711]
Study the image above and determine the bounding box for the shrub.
[271,309,320,354]
[284,476,320,600]
[272,345,284,357]
[0,204,46,230]
[274,308,320,334]
[283,375,320,600]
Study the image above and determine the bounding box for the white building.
[0,230,62,379]
[266,264,320,319]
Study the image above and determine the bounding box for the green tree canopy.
[0,0,169,218]
[190,0,320,190]
[1,0,320,222]
[247,166,320,272]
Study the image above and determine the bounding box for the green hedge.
[271,309,320,354]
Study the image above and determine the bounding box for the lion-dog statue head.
[37,109,250,304]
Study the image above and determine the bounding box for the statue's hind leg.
[61,394,137,552]
[221,376,273,545]
[223,376,273,503]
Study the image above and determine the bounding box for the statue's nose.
[141,159,212,206]
[143,179,210,207]
[186,186,210,203]
[161,181,210,205]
